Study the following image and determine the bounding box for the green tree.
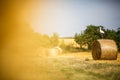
[104,29,120,51]
[116,27,120,51]
[74,33,85,49]
[74,25,120,51]
[105,29,117,40]
[74,25,102,50]
[33,32,60,48]
[60,40,66,49]
[83,25,101,49]
[50,33,59,47]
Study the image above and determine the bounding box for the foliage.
[50,33,59,47]
[74,33,86,49]
[116,28,120,51]
[84,25,101,49]
[60,40,66,49]
[34,32,59,48]
[74,25,120,51]
[105,28,120,51]
[74,25,101,49]
[105,29,117,39]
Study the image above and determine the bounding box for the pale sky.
[6,0,120,37]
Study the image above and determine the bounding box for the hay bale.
[47,48,58,57]
[92,39,118,60]
[54,46,62,54]
[36,46,62,57]
[47,47,62,57]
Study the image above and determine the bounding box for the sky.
[2,0,120,37]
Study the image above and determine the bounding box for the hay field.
[59,38,80,47]
[59,38,88,49]
[1,51,120,80]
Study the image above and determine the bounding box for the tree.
[83,25,101,49]
[117,27,120,36]
[74,25,120,51]
[116,27,120,51]
[105,29,117,40]
[74,33,85,49]
[50,33,59,47]
[74,25,102,50]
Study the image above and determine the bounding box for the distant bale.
[54,46,62,54]
[47,47,62,57]
[92,39,118,60]
[36,46,62,57]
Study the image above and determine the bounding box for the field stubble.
[1,52,120,80]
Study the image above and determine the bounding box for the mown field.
[1,52,120,80]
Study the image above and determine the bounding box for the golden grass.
[59,38,80,47]
[1,51,120,80]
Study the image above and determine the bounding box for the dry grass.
[59,38,80,48]
[1,52,120,80]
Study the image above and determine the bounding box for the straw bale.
[47,47,62,57]
[92,39,118,60]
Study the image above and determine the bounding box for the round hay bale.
[92,39,118,60]
[54,46,62,54]
[47,48,58,57]
[47,47,62,57]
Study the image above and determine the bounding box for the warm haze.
[1,1,120,80]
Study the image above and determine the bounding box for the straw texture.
[92,39,118,60]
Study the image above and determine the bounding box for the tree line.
[2,23,120,54]
[74,25,120,51]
